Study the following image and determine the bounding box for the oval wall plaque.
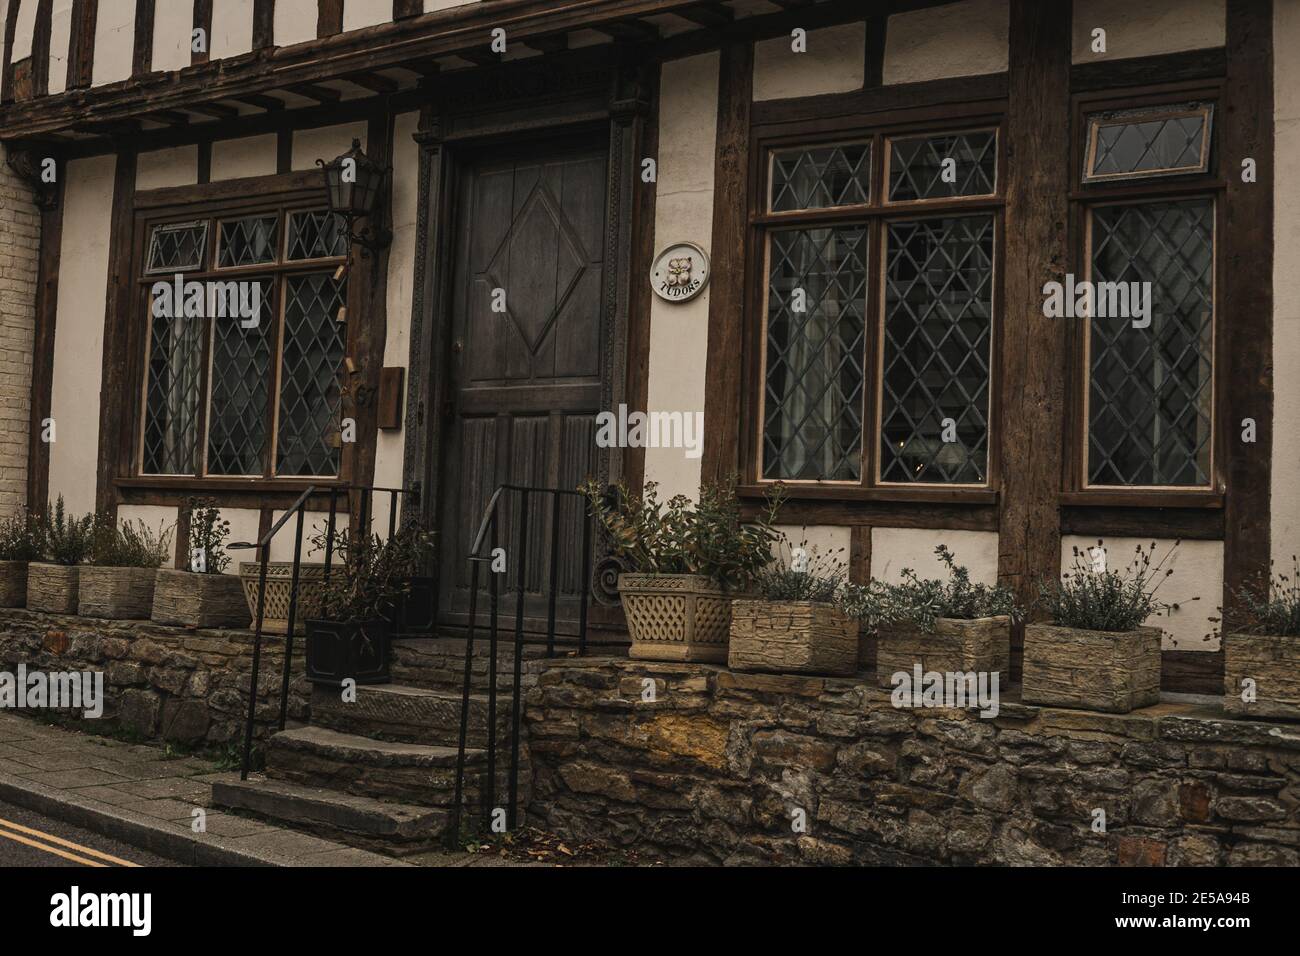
[650,242,710,303]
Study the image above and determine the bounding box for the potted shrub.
[1222,557,1300,721]
[0,510,41,607]
[1024,541,1185,714]
[79,514,173,619]
[27,497,94,614]
[843,546,1018,690]
[584,477,783,663]
[728,534,857,676]
[304,524,434,687]
[152,498,250,628]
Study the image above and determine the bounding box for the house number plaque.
[650,242,710,303]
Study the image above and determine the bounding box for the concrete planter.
[26,562,80,614]
[1223,632,1300,721]
[1022,622,1161,713]
[151,568,250,629]
[238,562,326,635]
[728,599,857,675]
[618,573,732,663]
[0,560,28,607]
[875,616,1010,688]
[78,566,159,620]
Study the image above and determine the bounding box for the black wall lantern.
[318,138,392,257]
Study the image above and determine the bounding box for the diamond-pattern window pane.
[888,130,997,202]
[207,279,275,476]
[762,227,868,481]
[880,215,994,484]
[770,143,871,213]
[218,216,279,268]
[1085,106,1212,182]
[143,301,204,475]
[146,221,209,274]
[1088,200,1214,487]
[286,210,348,260]
[277,273,346,476]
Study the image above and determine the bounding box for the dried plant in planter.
[0,510,41,607]
[583,477,785,663]
[152,498,248,629]
[26,496,94,614]
[80,515,174,620]
[1222,556,1300,720]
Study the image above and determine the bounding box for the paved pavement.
[0,713,408,867]
[0,796,180,867]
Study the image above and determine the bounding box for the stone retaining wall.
[524,659,1300,866]
[0,609,308,747]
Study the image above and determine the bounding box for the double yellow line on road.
[0,815,139,867]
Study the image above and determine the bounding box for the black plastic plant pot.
[304,619,392,686]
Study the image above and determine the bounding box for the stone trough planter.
[1223,632,1300,721]
[618,572,732,663]
[78,566,159,620]
[0,560,28,608]
[874,616,1009,689]
[728,599,857,675]
[151,568,250,629]
[26,562,80,614]
[1021,622,1161,713]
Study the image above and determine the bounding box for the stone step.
[310,683,512,749]
[266,725,528,809]
[211,775,451,856]
[390,637,557,694]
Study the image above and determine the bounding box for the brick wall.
[0,144,39,520]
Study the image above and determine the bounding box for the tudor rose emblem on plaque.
[651,242,710,303]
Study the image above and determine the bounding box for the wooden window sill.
[738,484,997,506]
[1058,491,1224,510]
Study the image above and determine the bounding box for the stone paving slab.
[0,713,410,867]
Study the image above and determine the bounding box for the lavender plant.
[1036,540,1188,632]
[753,533,848,602]
[1223,557,1300,637]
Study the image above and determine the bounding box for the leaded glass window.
[277,274,348,476]
[1083,105,1213,183]
[888,130,997,202]
[1087,199,1214,486]
[206,279,275,476]
[218,216,279,268]
[143,294,204,474]
[769,142,871,213]
[880,215,994,484]
[287,210,349,260]
[146,221,208,274]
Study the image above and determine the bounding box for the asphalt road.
[0,798,183,868]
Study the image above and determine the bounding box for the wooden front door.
[436,137,608,632]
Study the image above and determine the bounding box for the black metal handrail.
[449,484,598,846]
[228,483,418,780]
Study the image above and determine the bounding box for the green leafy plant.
[40,496,94,566]
[184,497,231,574]
[91,512,174,569]
[309,524,435,623]
[1036,540,1188,632]
[0,510,42,561]
[753,532,848,602]
[582,476,784,592]
[1221,557,1300,637]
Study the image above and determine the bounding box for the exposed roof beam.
[591,20,660,43]
[522,33,569,54]
[148,110,191,126]
[187,102,239,120]
[230,92,286,111]
[344,71,400,93]
[675,4,735,28]
[288,83,343,104]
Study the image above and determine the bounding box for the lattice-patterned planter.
[26,563,80,614]
[78,566,159,620]
[152,568,250,629]
[728,599,857,675]
[0,560,28,608]
[875,616,1010,689]
[239,562,326,635]
[1223,632,1300,721]
[1022,623,1161,714]
[618,573,732,663]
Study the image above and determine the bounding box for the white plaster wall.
[211,133,278,181]
[752,22,864,102]
[371,111,419,538]
[883,0,1008,85]
[642,53,718,504]
[774,524,852,569]
[152,0,192,72]
[12,0,36,61]
[48,155,115,515]
[1072,0,1224,64]
[1273,0,1300,570]
[292,122,367,171]
[345,0,393,32]
[1060,536,1222,651]
[92,0,136,86]
[136,146,199,191]
[211,0,255,60]
[425,0,478,11]
[47,0,73,95]
[871,528,1000,587]
[221,507,263,575]
[270,510,350,563]
[275,0,318,48]
[118,504,180,566]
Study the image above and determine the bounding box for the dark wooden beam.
[231,92,286,111]
[197,139,211,182]
[1222,1,1274,613]
[864,10,886,88]
[1070,47,1225,92]
[32,0,53,97]
[456,48,500,67]
[253,0,275,49]
[624,66,658,496]
[592,21,660,44]
[751,71,1006,127]
[997,2,1071,631]
[147,110,192,126]
[700,38,751,486]
[675,4,734,29]
[522,33,569,55]
[318,0,344,38]
[345,71,399,94]
[276,127,292,173]
[187,101,240,120]
[193,0,214,65]
[394,0,423,20]
[288,82,342,103]
[131,0,153,76]
[2,0,19,104]
[27,165,65,515]
[74,0,102,86]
